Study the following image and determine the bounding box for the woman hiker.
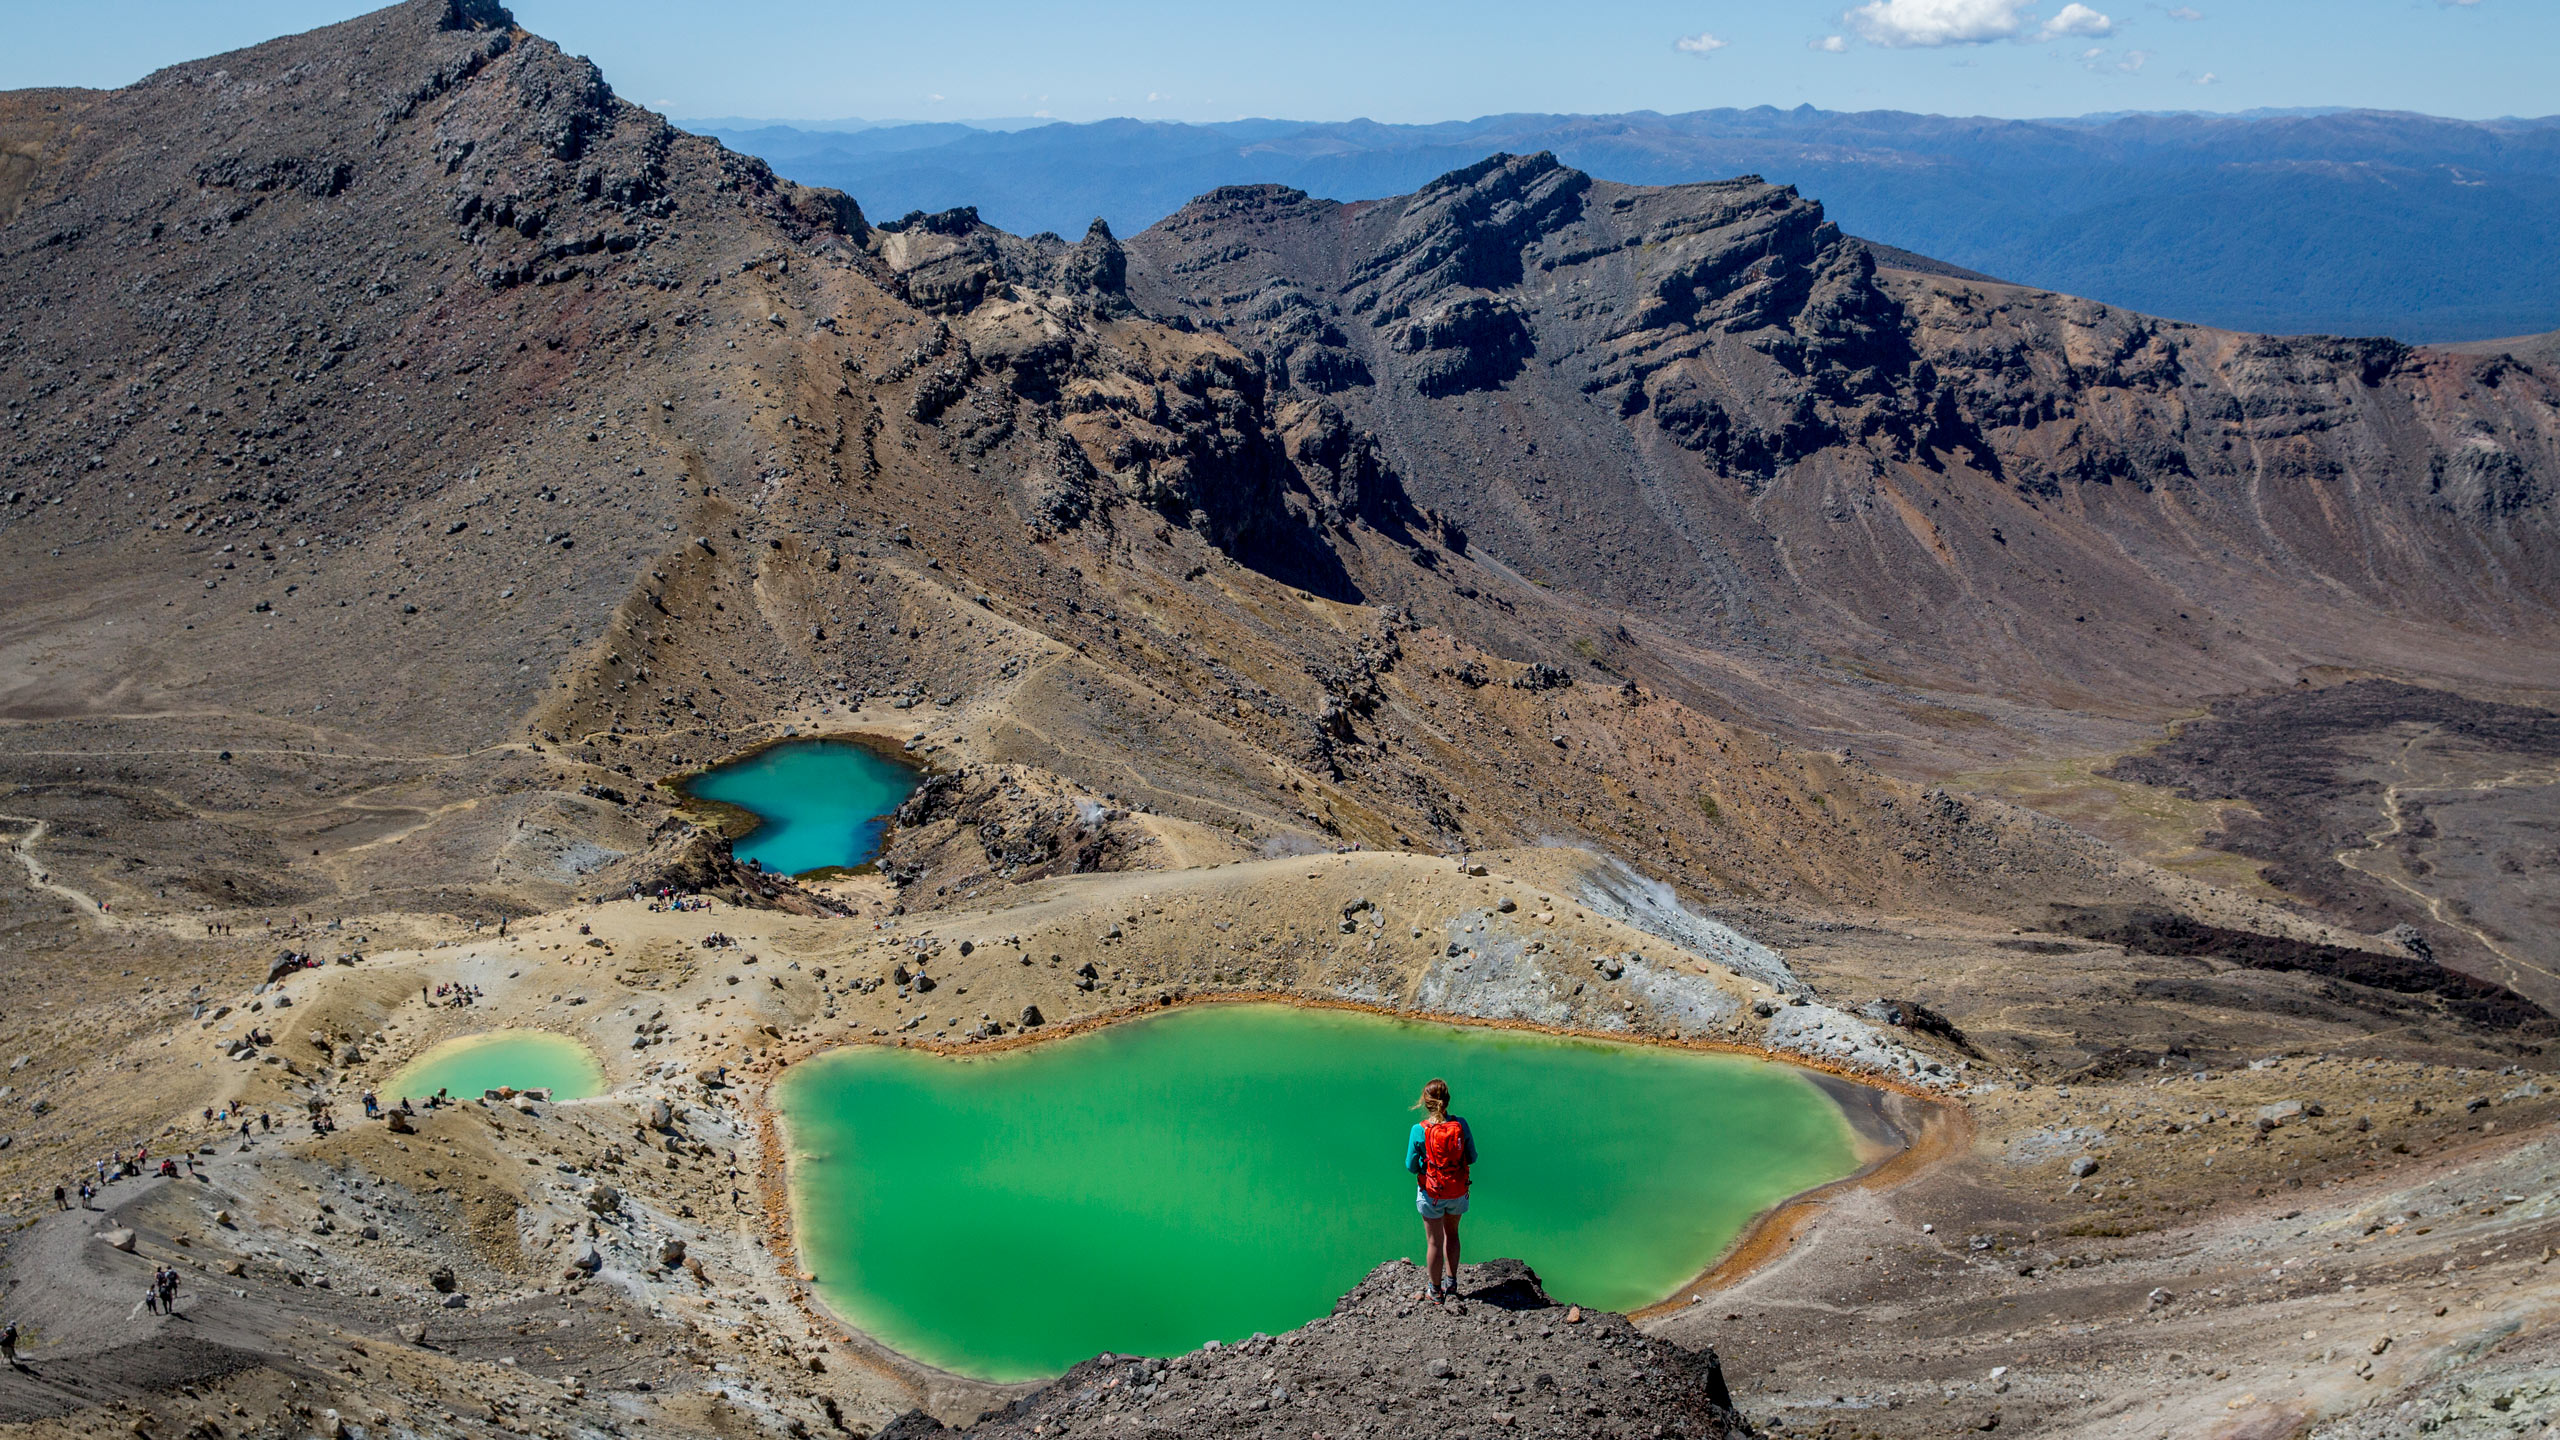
[1406,1077,1477,1304]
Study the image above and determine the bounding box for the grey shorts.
[1415,1190,1470,1218]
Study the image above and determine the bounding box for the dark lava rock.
[2050,902,2553,1032]
[1863,997,1981,1057]
[892,1258,1750,1438]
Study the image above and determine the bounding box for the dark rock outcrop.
[2049,904,2554,1032]
[896,1259,1750,1439]
[631,825,849,917]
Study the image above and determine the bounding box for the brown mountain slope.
[0,0,2202,938]
[1121,156,2560,735]
[0,1,2550,993]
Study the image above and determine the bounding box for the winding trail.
[0,814,107,922]
[2331,725,2560,991]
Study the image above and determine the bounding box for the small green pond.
[385,1030,605,1103]
[681,738,921,876]
[778,1003,1863,1381]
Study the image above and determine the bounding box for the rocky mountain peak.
[1352,151,1590,324]
[1123,144,2560,708]
[435,0,514,31]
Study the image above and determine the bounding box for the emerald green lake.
[778,1004,1864,1381]
[386,1030,605,1103]
[682,739,920,876]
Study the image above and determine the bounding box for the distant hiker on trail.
[0,1320,19,1369]
[1406,1077,1477,1304]
[50,1185,65,1212]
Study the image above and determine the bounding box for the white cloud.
[2166,5,2204,18]
[2193,70,2218,84]
[2039,2,2113,37]
[2439,0,2483,6]
[1812,33,1850,51]
[2083,45,2151,71]
[1846,0,2034,46]
[927,93,945,103]
[1844,0,2113,47]
[1675,30,1730,54]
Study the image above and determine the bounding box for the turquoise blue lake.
[778,1004,1863,1380]
[682,739,921,875]
[386,1030,604,1102]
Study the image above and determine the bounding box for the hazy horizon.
[7,0,2553,127]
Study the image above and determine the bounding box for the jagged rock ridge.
[1123,153,2560,710]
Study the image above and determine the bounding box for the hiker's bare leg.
[1444,1213,1462,1286]
[1422,1214,1448,1291]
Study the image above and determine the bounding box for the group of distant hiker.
[142,1265,181,1317]
[202,1103,271,1131]
[637,885,713,912]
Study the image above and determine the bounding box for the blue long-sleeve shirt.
[1407,1117,1477,1181]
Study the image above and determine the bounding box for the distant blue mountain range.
[688,106,2560,344]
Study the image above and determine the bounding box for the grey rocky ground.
[890,1259,1749,1440]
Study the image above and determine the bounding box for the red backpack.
[1422,1118,1469,1198]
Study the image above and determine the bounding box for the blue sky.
[5,1,2551,124]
